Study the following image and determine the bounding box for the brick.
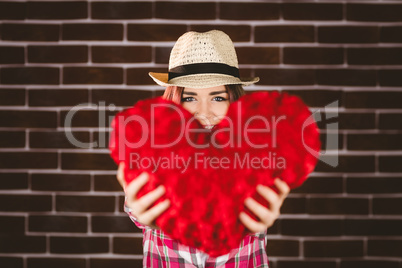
[113,237,146,254]
[1,67,59,85]
[0,2,25,20]
[59,110,116,128]
[316,155,375,173]
[91,2,152,19]
[0,236,46,253]
[91,89,154,107]
[220,3,279,20]
[281,219,342,236]
[338,113,375,130]
[316,112,371,132]
[50,237,109,254]
[0,110,57,128]
[0,194,51,212]
[368,240,402,257]
[155,46,172,64]
[304,240,364,257]
[0,216,25,233]
[284,47,343,65]
[379,69,402,87]
[29,89,88,107]
[283,3,342,21]
[266,239,299,257]
[255,26,314,43]
[379,113,402,130]
[63,67,123,85]
[29,215,87,233]
[0,152,57,169]
[92,46,151,63]
[62,24,123,41]
[316,69,376,86]
[347,177,402,194]
[0,131,25,148]
[292,176,343,194]
[381,26,402,43]
[345,219,402,236]
[348,134,402,150]
[283,90,342,108]
[90,258,143,268]
[345,91,402,109]
[118,196,126,213]
[56,195,115,212]
[92,216,139,233]
[0,173,28,190]
[189,25,251,42]
[28,46,87,63]
[277,261,336,268]
[94,174,122,192]
[267,220,279,235]
[2,24,59,41]
[347,4,402,22]
[0,89,25,106]
[379,156,402,172]
[0,46,24,64]
[308,198,369,215]
[373,198,402,215]
[254,69,315,85]
[127,68,166,85]
[27,258,86,268]
[62,152,116,170]
[156,2,215,20]
[30,131,90,149]
[348,48,402,65]
[341,260,399,268]
[27,1,87,20]
[281,197,306,214]
[127,24,187,42]
[318,26,379,43]
[0,257,23,268]
[31,173,90,192]
[236,47,279,64]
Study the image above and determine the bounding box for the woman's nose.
[194,103,214,125]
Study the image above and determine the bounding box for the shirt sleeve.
[124,197,149,230]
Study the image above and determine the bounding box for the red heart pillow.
[109,91,321,257]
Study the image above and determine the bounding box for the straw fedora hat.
[149,30,259,88]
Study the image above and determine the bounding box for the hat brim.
[149,72,259,89]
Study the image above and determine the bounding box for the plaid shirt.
[125,202,269,268]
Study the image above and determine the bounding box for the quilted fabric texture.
[109,91,321,257]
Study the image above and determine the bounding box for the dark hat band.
[168,63,240,81]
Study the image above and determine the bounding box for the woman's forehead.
[183,85,227,95]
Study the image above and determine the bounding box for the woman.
[116,30,290,267]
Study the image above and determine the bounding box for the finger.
[116,162,126,189]
[244,197,270,223]
[256,184,281,212]
[137,199,170,226]
[134,185,166,215]
[239,212,266,234]
[274,178,290,200]
[125,172,149,204]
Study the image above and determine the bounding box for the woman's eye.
[213,96,227,102]
[181,97,195,102]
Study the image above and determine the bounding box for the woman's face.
[181,85,230,128]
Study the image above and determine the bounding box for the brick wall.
[1,1,401,267]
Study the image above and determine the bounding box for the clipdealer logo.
[63,99,339,168]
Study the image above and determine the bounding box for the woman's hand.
[239,178,290,233]
[117,162,170,228]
